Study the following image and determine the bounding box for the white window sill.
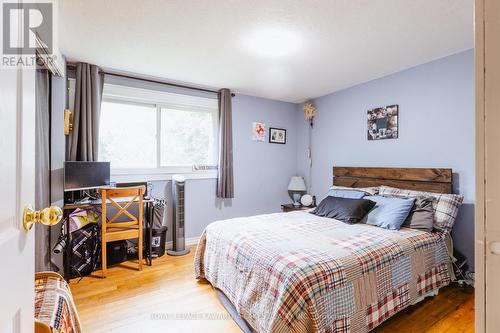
[110,170,217,183]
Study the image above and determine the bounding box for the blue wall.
[184,94,298,238]
[295,49,475,269]
[153,94,298,242]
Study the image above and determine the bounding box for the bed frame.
[333,166,453,194]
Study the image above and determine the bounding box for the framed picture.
[252,122,266,141]
[269,127,286,144]
[367,104,398,140]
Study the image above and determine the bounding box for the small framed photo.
[269,127,286,144]
[252,122,266,141]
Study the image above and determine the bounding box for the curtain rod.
[67,63,235,97]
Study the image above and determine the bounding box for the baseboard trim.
[165,236,200,250]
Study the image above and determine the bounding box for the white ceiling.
[58,0,473,103]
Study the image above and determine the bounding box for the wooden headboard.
[333,166,453,194]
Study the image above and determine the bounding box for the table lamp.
[288,176,307,207]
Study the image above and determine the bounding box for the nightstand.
[281,204,315,212]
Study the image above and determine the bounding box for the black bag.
[70,223,101,278]
[152,201,166,229]
[106,240,128,266]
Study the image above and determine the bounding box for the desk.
[62,197,154,281]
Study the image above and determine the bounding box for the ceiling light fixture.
[245,28,300,58]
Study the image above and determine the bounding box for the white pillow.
[330,185,379,196]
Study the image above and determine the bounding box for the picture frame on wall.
[252,122,266,141]
[269,127,287,144]
[367,104,399,140]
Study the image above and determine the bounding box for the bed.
[194,167,459,333]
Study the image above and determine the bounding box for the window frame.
[68,80,219,179]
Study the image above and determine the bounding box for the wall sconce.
[64,109,72,135]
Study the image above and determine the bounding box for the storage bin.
[151,226,167,257]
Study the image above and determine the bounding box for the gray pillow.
[402,197,434,232]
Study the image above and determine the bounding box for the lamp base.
[292,193,302,207]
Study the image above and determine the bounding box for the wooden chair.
[99,186,145,278]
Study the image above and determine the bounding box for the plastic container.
[151,226,167,258]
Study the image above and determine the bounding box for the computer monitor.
[64,161,110,191]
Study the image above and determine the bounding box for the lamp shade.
[288,176,306,191]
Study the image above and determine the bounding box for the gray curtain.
[69,62,104,161]
[216,89,234,198]
[35,69,51,272]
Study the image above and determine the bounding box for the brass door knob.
[23,205,63,231]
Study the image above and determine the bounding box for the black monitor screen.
[64,161,110,191]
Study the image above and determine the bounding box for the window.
[68,81,219,174]
[99,100,157,168]
[159,107,217,166]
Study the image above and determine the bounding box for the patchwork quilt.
[194,211,451,333]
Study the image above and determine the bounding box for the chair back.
[98,186,146,277]
[99,186,145,225]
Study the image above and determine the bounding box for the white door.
[0,4,36,333]
[476,0,500,332]
[484,1,500,332]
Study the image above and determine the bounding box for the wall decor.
[303,101,316,192]
[252,122,266,141]
[303,102,316,128]
[367,104,398,140]
[269,127,286,144]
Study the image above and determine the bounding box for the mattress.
[194,211,451,333]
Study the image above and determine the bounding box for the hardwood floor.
[70,246,474,333]
[373,285,474,333]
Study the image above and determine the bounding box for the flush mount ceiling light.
[245,28,301,58]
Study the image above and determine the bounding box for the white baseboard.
[165,236,200,250]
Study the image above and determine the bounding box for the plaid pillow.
[378,186,463,235]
